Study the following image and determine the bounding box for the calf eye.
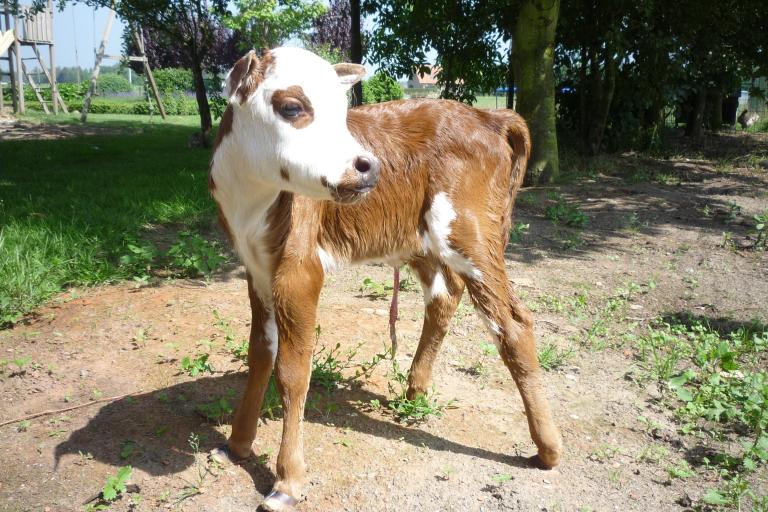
[280,102,303,119]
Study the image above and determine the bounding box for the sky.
[53,4,127,69]
[3,5,385,77]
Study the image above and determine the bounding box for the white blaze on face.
[234,47,371,200]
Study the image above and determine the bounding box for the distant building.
[407,66,440,89]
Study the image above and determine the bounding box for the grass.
[634,318,768,509]
[0,114,216,325]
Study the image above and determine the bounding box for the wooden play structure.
[0,0,67,114]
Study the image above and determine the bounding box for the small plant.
[166,231,225,278]
[178,433,206,502]
[491,473,513,484]
[480,342,498,356]
[509,222,530,243]
[118,238,157,279]
[666,459,695,479]
[9,355,32,374]
[180,353,214,377]
[545,200,588,228]
[386,361,452,424]
[262,376,282,420]
[751,210,767,249]
[537,341,575,371]
[213,310,248,363]
[360,276,390,299]
[311,336,389,391]
[398,268,419,292]
[120,440,136,460]
[197,389,236,423]
[86,466,132,510]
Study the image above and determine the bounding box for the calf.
[209,47,562,511]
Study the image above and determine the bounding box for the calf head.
[224,47,380,203]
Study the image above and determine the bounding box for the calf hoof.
[209,444,248,466]
[259,490,298,511]
[529,449,561,469]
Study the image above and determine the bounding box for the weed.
[167,231,226,278]
[545,200,588,228]
[491,473,513,484]
[177,433,207,502]
[9,355,32,374]
[360,277,390,299]
[86,466,132,510]
[625,212,641,232]
[751,210,768,249]
[311,327,389,391]
[120,440,136,460]
[213,310,248,364]
[666,459,695,479]
[727,201,742,222]
[197,389,236,423]
[509,222,530,244]
[398,268,419,292]
[637,444,669,464]
[480,342,498,356]
[635,319,768,508]
[386,361,452,424]
[537,340,575,371]
[180,353,214,377]
[588,444,622,462]
[262,377,282,420]
[17,420,30,432]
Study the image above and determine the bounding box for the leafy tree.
[362,72,403,104]
[74,0,231,143]
[364,0,560,183]
[224,0,326,49]
[310,0,352,59]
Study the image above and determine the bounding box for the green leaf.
[675,386,693,402]
[702,489,729,505]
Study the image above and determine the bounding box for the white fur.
[422,192,482,280]
[264,311,278,363]
[424,270,449,305]
[227,47,373,201]
[317,246,338,274]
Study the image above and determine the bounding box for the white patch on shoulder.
[422,192,482,280]
[424,270,449,305]
[264,311,278,363]
[317,246,339,274]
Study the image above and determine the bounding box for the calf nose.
[353,155,381,189]
[353,156,379,175]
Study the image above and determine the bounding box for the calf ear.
[333,63,367,89]
[224,50,262,104]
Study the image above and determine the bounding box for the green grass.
[0,114,215,325]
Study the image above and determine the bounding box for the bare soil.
[1,131,767,512]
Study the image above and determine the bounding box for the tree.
[224,0,325,49]
[77,0,230,143]
[513,0,560,183]
[364,0,560,183]
[350,0,362,105]
[310,0,352,59]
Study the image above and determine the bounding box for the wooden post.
[21,59,49,113]
[12,10,23,113]
[31,42,67,113]
[47,0,57,114]
[2,0,18,112]
[0,81,4,109]
[80,9,114,122]
[132,28,165,119]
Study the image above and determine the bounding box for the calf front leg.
[226,274,276,459]
[261,261,323,511]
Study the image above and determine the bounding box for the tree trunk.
[722,93,739,126]
[685,87,706,139]
[706,90,723,130]
[512,0,560,185]
[191,55,212,145]
[585,45,617,155]
[350,0,363,106]
[506,40,515,109]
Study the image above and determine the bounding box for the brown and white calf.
[209,47,562,511]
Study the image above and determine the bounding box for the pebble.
[79,369,88,378]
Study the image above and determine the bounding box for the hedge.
[67,96,199,115]
[153,68,195,94]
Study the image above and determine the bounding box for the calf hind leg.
[464,268,563,468]
[406,259,465,399]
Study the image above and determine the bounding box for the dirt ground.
[1,131,767,511]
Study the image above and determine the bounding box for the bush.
[58,82,89,103]
[362,72,404,104]
[67,96,199,115]
[153,68,194,94]
[96,73,133,95]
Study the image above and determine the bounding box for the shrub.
[96,73,133,95]
[153,68,194,94]
[362,72,404,104]
[67,97,199,116]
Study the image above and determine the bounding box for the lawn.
[0,114,217,324]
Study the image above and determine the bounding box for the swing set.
[0,1,165,120]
